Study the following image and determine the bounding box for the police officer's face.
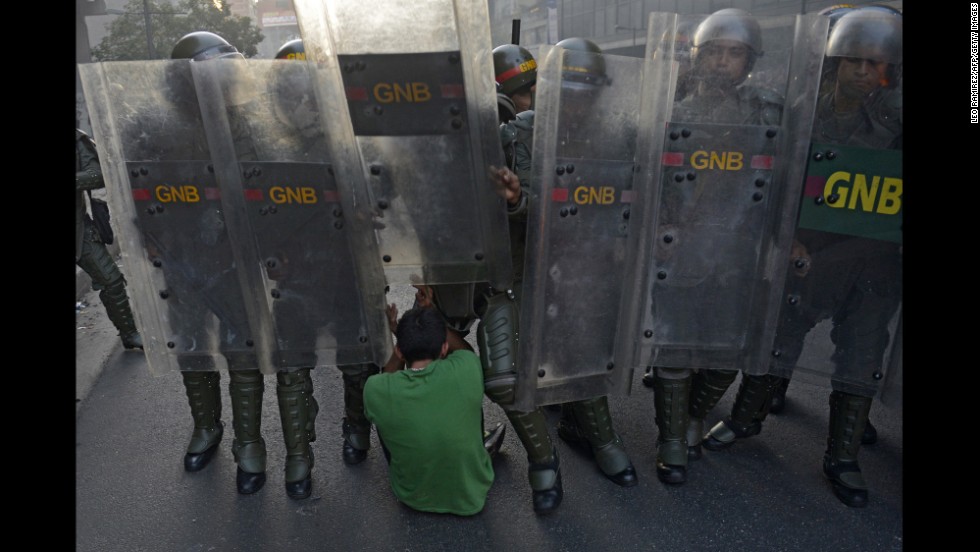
[510,86,535,113]
[697,39,749,84]
[836,56,889,98]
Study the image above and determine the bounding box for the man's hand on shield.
[386,303,399,334]
[491,165,522,207]
[413,285,435,310]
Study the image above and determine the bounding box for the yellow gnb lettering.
[824,171,902,214]
[573,186,615,205]
[877,177,902,215]
[373,82,432,103]
[269,186,318,204]
[156,185,200,203]
[690,150,744,170]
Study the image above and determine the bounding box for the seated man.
[364,307,495,516]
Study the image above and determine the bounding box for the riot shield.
[772,142,903,398]
[79,60,270,375]
[622,12,828,378]
[190,59,393,371]
[766,7,903,400]
[512,46,644,411]
[292,0,513,290]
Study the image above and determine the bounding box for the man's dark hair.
[395,308,447,364]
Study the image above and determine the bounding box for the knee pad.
[655,366,691,380]
[477,291,519,406]
[230,369,265,388]
[277,367,312,391]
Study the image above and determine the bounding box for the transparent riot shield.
[190,59,393,371]
[292,0,512,290]
[622,12,828,379]
[511,46,644,411]
[79,60,271,375]
[772,141,902,399]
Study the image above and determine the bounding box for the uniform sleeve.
[76,132,105,192]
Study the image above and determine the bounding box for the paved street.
[76,281,903,552]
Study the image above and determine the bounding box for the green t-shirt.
[364,349,494,516]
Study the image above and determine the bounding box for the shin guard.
[277,369,317,483]
[565,397,631,476]
[653,369,691,468]
[729,374,780,430]
[229,369,267,474]
[505,408,555,468]
[824,391,872,489]
[181,371,223,454]
[341,364,378,453]
[100,277,141,346]
[477,291,519,406]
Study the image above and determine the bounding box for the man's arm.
[382,303,404,373]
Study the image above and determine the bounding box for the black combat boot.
[823,390,873,508]
[100,278,142,349]
[181,371,223,472]
[483,421,506,460]
[652,369,692,485]
[230,370,267,495]
[703,374,777,451]
[557,397,637,487]
[528,449,563,515]
[505,408,562,514]
[341,366,378,465]
[278,369,318,500]
[688,369,739,459]
[768,376,790,414]
[642,366,655,388]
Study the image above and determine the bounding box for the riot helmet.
[690,8,762,86]
[493,44,537,97]
[826,8,902,88]
[861,5,902,17]
[555,38,608,91]
[171,31,245,61]
[819,4,858,30]
[275,39,305,61]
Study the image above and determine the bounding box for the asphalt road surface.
[75,282,904,552]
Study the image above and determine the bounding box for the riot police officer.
[75,128,142,351]
[699,7,902,508]
[167,31,319,500]
[423,39,641,514]
[165,30,278,496]
[271,37,386,470]
[646,8,785,486]
[493,43,536,116]
[496,37,639,511]
[757,3,899,425]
